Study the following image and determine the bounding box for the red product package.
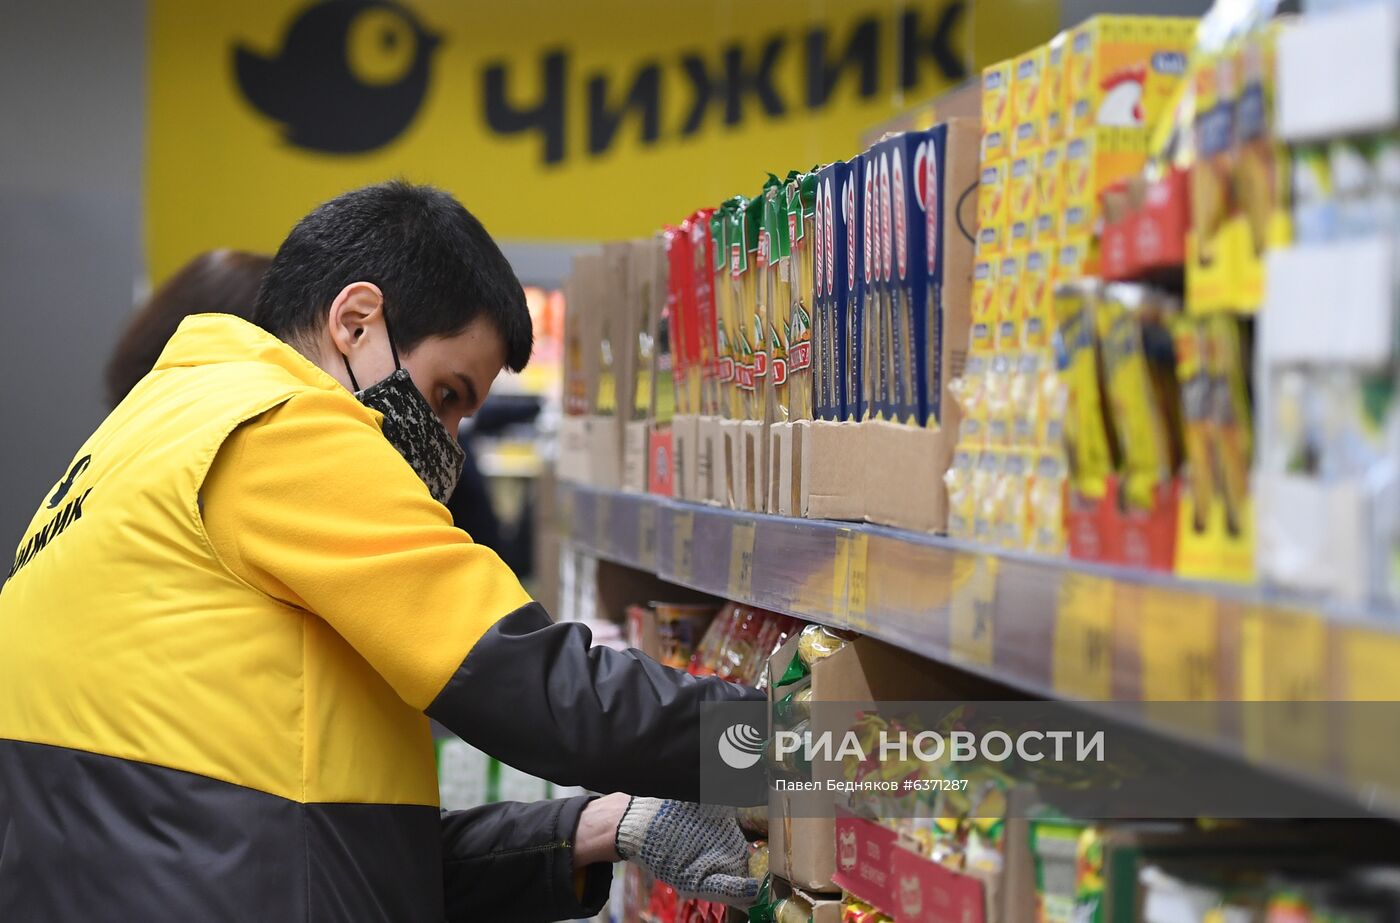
[688,602,741,677]
[687,209,719,414]
[665,223,699,415]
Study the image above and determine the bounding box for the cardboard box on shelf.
[671,414,700,500]
[738,418,767,513]
[622,420,648,493]
[767,421,803,516]
[766,633,1014,893]
[697,415,723,505]
[797,418,869,524]
[769,878,843,923]
[718,417,743,509]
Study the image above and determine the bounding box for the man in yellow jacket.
[0,182,762,921]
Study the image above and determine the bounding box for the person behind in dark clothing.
[105,249,271,407]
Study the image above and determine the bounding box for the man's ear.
[325,282,385,356]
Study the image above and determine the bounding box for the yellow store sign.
[147,0,1057,282]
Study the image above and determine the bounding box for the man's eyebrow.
[455,372,480,411]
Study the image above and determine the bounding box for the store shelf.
[560,482,1400,814]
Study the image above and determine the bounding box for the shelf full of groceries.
[552,0,1400,919]
[610,600,1400,923]
[560,0,1400,615]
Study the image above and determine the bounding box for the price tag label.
[729,521,756,599]
[1341,626,1400,791]
[950,555,996,668]
[1241,606,1327,770]
[1053,572,1114,700]
[672,510,695,584]
[832,529,869,631]
[638,503,657,571]
[1140,589,1218,702]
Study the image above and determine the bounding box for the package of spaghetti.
[1096,284,1179,512]
[1205,315,1252,536]
[945,446,979,540]
[686,209,719,416]
[664,225,697,416]
[765,174,795,424]
[786,172,817,421]
[745,192,770,423]
[726,199,760,420]
[710,203,739,419]
[1052,279,1114,502]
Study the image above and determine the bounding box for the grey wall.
[0,0,145,546]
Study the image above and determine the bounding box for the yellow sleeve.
[201,389,532,709]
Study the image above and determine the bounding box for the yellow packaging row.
[961,13,1198,554]
[984,15,1195,159]
[979,129,1150,260]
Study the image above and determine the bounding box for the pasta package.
[764,174,795,425]
[786,172,817,421]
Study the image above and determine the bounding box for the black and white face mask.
[344,320,465,504]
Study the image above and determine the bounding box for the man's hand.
[614,797,760,907]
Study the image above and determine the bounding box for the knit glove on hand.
[615,797,760,907]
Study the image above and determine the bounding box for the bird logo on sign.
[234,0,441,154]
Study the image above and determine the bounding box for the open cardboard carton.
[766,632,1012,893]
[697,416,724,505]
[797,419,954,532]
[670,414,700,500]
[767,421,804,516]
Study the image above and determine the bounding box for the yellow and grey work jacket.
[0,314,759,922]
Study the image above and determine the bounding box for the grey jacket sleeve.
[440,797,610,923]
[426,602,765,801]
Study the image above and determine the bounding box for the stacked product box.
[947,15,1196,556]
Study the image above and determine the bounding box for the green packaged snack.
[765,174,796,426]
[787,172,817,421]
[712,203,740,419]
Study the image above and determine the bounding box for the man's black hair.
[253,180,532,371]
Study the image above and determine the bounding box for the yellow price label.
[638,503,657,571]
[1053,572,1114,700]
[1140,589,1218,702]
[832,529,869,631]
[1341,626,1400,794]
[1240,606,1328,771]
[672,510,695,584]
[950,555,997,668]
[729,521,756,600]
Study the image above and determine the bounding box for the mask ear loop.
[342,307,399,392]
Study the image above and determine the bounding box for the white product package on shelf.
[1277,3,1400,141]
[1257,233,1400,604]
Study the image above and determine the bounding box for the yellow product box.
[970,255,999,358]
[1013,246,1053,448]
[976,159,1008,256]
[1034,143,1065,246]
[996,254,1023,355]
[1012,45,1048,157]
[981,59,1013,160]
[998,449,1034,550]
[988,253,1023,446]
[1021,246,1055,355]
[1058,235,1092,284]
[1045,31,1070,144]
[1067,15,1195,136]
[1063,128,1149,238]
[1008,154,1038,253]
